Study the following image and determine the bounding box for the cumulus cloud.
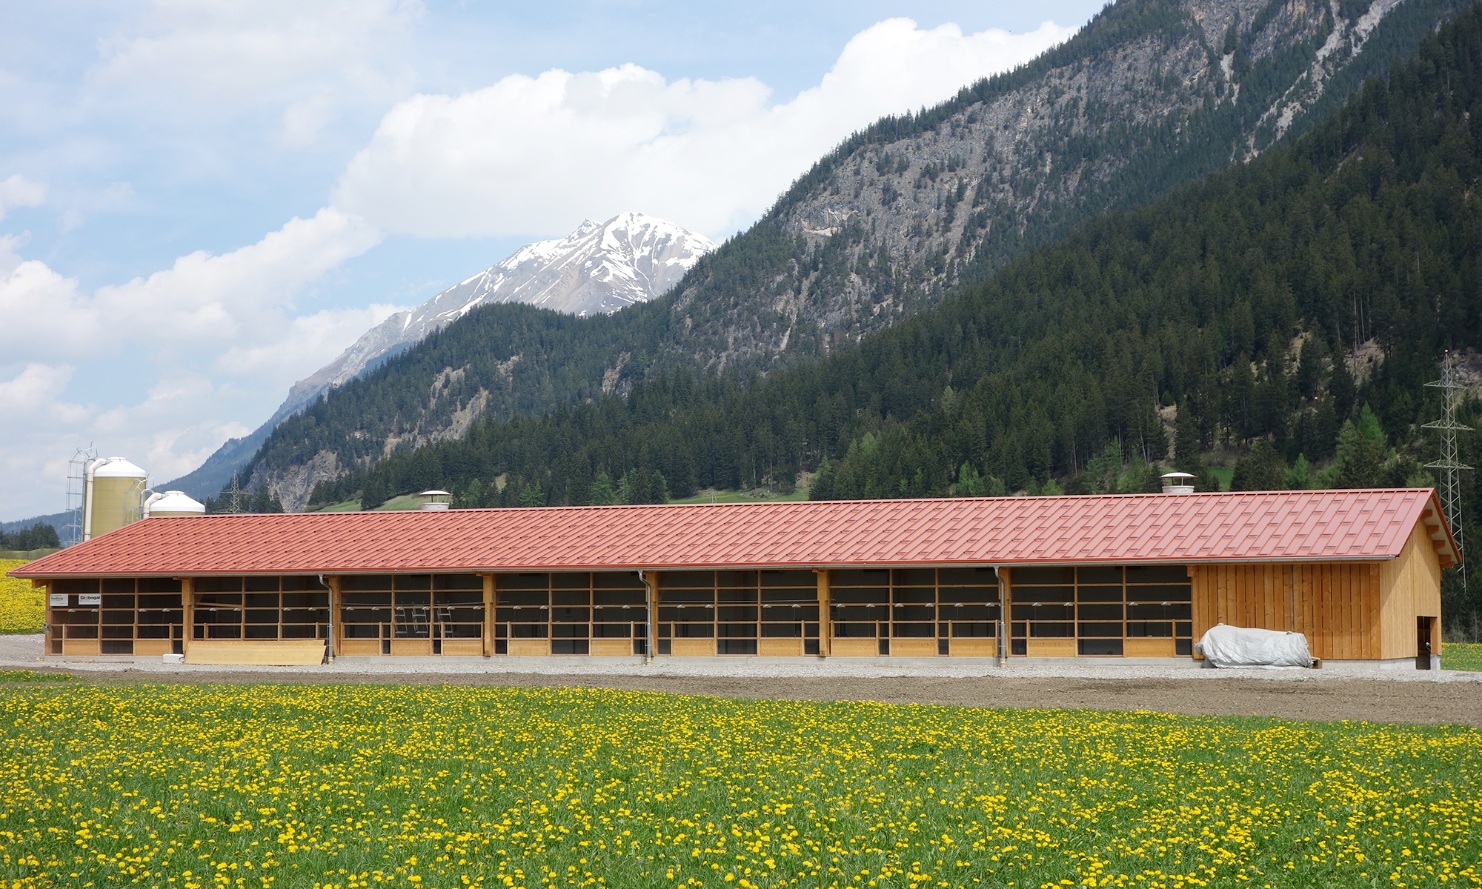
[0,174,45,220]
[0,363,77,414]
[333,18,1075,239]
[93,207,385,352]
[0,364,256,515]
[91,0,423,145]
[3,209,381,369]
[0,236,101,356]
[217,302,408,380]
[0,210,388,516]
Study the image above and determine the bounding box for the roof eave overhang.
[11,553,1405,581]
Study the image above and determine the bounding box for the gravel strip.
[5,633,1480,727]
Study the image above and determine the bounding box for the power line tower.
[64,445,98,547]
[224,472,245,514]
[1425,351,1472,588]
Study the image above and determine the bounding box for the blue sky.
[0,1,1108,520]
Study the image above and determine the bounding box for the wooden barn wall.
[1190,562,1381,660]
[1377,524,1443,659]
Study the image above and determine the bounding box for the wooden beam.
[186,639,324,666]
[644,572,659,662]
[815,569,831,658]
[327,575,341,659]
[181,577,194,658]
[997,567,1010,661]
[482,573,495,658]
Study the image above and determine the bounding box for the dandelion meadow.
[0,559,43,634]
[1445,642,1482,672]
[1,683,1479,889]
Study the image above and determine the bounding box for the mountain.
[245,0,1474,510]
[153,212,713,503]
[661,0,1474,369]
[277,212,715,422]
[316,1,1482,631]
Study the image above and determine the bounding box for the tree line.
[0,523,60,552]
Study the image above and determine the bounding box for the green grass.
[0,670,74,683]
[315,493,430,512]
[669,487,811,504]
[0,683,1478,888]
[1445,641,1482,672]
[0,548,59,560]
[319,490,813,512]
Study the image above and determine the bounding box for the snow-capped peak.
[274,213,717,420]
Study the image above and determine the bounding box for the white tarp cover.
[1195,624,1313,668]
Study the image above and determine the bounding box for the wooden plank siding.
[1378,523,1444,659]
[1191,562,1382,660]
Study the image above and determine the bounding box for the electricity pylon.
[1425,351,1472,588]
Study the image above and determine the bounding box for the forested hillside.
[244,0,1471,508]
[311,5,1482,632]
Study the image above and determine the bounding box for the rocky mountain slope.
[664,0,1469,369]
[157,213,712,502]
[246,0,1473,510]
[280,212,714,422]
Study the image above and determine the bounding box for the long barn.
[9,489,1458,670]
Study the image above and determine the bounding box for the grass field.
[0,559,43,634]
[0,683,1478,889]
[1445,641,1482,672]
[669,488,811,505]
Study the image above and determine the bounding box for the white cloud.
[0,366,254,514]
[92,207,384,352]
[0,363,77,414]
[217,302,407,380]
[88,373,253,483]
[3,209,381,368]
[0,174,45,219]
[0,211,384,517]
[91,0,423,145]
[0,237,101,358]
[333,18,1075,239]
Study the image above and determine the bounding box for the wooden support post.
[997,567,1009,662]
[181,577,194,658]
[37,580,53,655]
[815,569,831,658]
[326,575,341,660]
[482,573,495,658]
[642,572,658,663]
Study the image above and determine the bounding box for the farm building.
[8,488,1458,669]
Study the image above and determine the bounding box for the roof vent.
[418,490,452,511]
[1160,472,1195,494]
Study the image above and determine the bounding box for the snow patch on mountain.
[274,212,715,421]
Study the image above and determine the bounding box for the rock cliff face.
[665,0,1447,369]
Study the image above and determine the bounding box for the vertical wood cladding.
[1378,524,1443,659]
[1191,562,1381,660]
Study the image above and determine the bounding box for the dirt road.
[14,664,1480,728]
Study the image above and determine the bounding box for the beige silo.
[84,458,148,540]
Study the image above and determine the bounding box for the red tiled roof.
[10,489,1458,579]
